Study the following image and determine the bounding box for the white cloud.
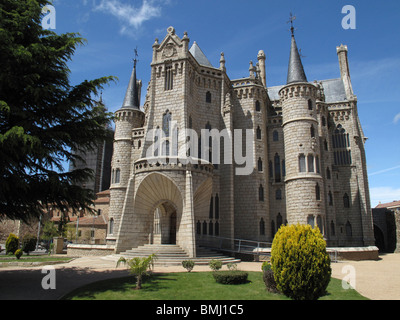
[394,113,400,124]
[370,186,400,208]
[95,0,163,35]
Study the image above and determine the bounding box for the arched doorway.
[152,201,177,245]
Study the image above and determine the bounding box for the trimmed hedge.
[212,271,249,285]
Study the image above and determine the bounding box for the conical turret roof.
[287,31,307,84]
[122,59,140,109]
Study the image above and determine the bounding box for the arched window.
[165,65,173,90]
[273,130,279,141]
[276,189,282,200]
[259,184,264,202]
[274,153,281,182]
[330,221,335,236]
[310,125,315,138]
[162,111,172,156]
[343,193,350,208]
[299,154,306,172]
[307,215,315,228]
[255,100,261,112]
[206,91,212,103]
[326,167,331,179]
[215,221,219,236]
[109,218,114,234]
[315,183,321,201]
[307,154,314,172]
[256,126,262,139]
[322,116,326,126]
[258,157,263,172]
[259,218,265,235]
[277,213,283,228]
[308,99,313,110]
[115,169,121,184]
[316,155,320,173]
[209,221,213,235]
[332,124,352,165]
[328,191,333,206]
[215,194,220,219]
[209,196,214,219]
[346,221,352,237]
[317,215,323,231]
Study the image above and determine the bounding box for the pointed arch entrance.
[152,201,177,245]
[117,172,183,252]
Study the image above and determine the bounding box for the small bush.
[6,233,19,255]
[261,261,271,271]
[22,234,37,255]
[213,271,248,285]
[208,259,222,271]
[15,249,23,260]
[182,260,195,272]
[271,224,331,300]
[227,263,237,271]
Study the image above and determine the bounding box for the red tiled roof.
[67,215,107,226]
[375,200,400,209]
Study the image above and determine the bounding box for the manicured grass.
[0,256,72,263]
[62,272,367,300]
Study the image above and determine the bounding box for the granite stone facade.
[107,27,375,257]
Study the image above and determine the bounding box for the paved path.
[0,253,399,300]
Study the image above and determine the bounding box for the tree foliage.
[270,224,331,300]
[0,0,116,221]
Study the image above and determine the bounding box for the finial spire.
[122,48,140,109]
[288,12,296,36]
[133,47,139,68]
[286,14,308,84]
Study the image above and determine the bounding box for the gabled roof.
[189,41,213,68]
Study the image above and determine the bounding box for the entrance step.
[118,244,240,266]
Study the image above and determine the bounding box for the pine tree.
[0,0,116,221]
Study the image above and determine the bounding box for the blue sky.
[51,0,400,207]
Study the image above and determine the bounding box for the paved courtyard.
[0,253,399,300]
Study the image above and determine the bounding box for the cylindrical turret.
[280,82,325,230]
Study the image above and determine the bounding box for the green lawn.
[62,271,367,300]
[0,256,72,263]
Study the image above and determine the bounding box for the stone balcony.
[134,156,214,176]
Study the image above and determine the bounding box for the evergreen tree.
[0,0,115,221]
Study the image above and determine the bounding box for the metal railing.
[198,236,272,256]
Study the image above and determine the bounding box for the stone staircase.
[117,244,240,266]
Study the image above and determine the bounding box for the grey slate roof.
[189,41,213,68]
[122,63,140,109]
[287,34,308,84]
[267,78,347,103]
